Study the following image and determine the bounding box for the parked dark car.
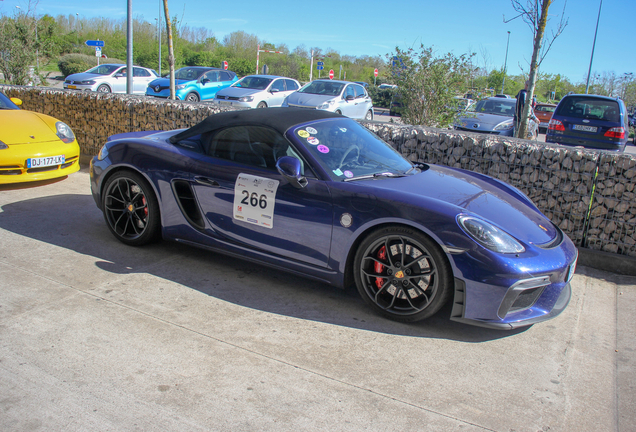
[546,94,629,151]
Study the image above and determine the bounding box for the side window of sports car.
[209,126,280,170]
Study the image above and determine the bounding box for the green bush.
[57,54,124,77]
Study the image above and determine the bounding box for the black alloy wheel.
[102,171,161,246]
[353,226,452,322]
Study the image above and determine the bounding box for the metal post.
[256,44,260,75]
[501,31,510,95]
[309,50,314,82]
[585,0,603,94]
[157,3,162,76]
[126,0,133,94]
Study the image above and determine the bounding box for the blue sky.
[2,0,633,84]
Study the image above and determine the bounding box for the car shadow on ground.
[0,191,529,343]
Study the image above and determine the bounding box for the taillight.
[548,119,565,131]
[604,127,625,139]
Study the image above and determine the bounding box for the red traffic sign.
[222,61,228,70]
[374,68,378,77]
[329,69,334,80]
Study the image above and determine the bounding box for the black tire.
[185,92,200,102]
[102,171,161,246]
[97,84,111,93]
[353,225,452,322]
[256,101,267,108]
[365,110,373,121]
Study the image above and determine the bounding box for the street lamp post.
[585,0,603,94]
[501,31,511,95]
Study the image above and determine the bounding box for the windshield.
[174,67,207,81]
[0,92,20,110]
[85,64,122,75]
[233,76,273,90]
[289,118,414,181]
[467,99,515,116]
[298,81,345,97]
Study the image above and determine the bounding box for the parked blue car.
[146,66,238,102]
[90,108,577,329]
[546,94,629,151]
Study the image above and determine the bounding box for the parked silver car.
[454,97,538,138]
[214,75,301,109]
[63,64,158,94]
[282,80,374,120]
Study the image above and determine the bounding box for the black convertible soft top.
[169,107,342,143]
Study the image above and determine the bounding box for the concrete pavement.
[1,167,634,431]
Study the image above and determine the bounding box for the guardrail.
[3,85,635,259]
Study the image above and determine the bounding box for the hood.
[216,87,263,98]
[285,93,335,108]
[0,110,61,145]
[149,78,192,86]
[456,112,511,130]
[365,165,557,245]
[66,72,107,82]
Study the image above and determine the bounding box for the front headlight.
[317,100,335,110]
[238,95,254,102]
[81,80,96,85]
[175,84,187,90]
[97,144,109,161]
[56,121,75,143]
[494,120,513,131]
[457,215,525,253]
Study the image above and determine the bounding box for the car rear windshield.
[299,81,345,96]
[535,105,555,113]
[555,97,621,122]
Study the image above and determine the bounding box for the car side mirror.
[201,78,210,85]
[270,88,279,93]
[276,156,307,189]
[345,95,355,101]
[10,97,22,106]
[114,73,124,78]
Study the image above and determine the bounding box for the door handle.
[194,176,220,187]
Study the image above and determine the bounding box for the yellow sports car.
[0,91,80,184]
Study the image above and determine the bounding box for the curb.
[577,246,636,276]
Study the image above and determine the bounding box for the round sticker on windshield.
[307,137,319,145]
[317,145,329,154]
[344,170,354,178]
[297,130,310,138]
[306,127,318,134]
[339,127,347,132]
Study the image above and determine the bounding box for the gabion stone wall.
[3,85,635,258]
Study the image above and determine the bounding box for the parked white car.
[214,75,301,108]
[63,64,158,94]
[282,80,374,120]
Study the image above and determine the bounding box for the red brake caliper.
[374,246,387,289]
[142,196,148,218]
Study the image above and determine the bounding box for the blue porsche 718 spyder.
[90,108,578,329]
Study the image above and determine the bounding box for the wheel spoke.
[403,253,430,270]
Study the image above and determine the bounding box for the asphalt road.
[1,167,635,431]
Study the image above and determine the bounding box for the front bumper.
[63,83,97,91]
[448,237,578,330]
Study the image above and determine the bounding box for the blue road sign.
[85,40,105,47]
[317,65,324,70]
[317,61,324,66]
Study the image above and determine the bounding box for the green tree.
[386,45,473,127]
